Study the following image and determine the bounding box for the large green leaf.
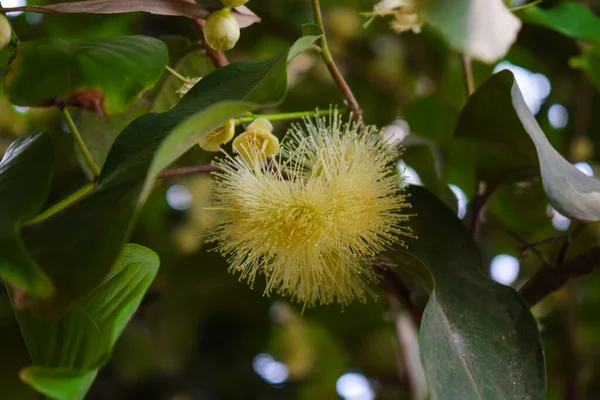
[14,244,159,400]
[21,33,322,316]
[4,36,168,115]
[519,2,600,48]
[0,133,54,298]
[424,0,521,63]
[455,70,600,221]
[389,186,545,399]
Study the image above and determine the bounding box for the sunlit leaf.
[424,0,522,63]
[14,244,159,400]
[4,36,168,115]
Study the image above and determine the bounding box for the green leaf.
[519,2,600,48]
[389,186,546,399]
[21,36,320,316]
[4,36,168,115]
[424,0,521,63]
[14,244,159,400]
[571,48,600,93]
[0,133,54,298]
[20,368,97,400]
[455,70,600,221]
[289,24,323,61]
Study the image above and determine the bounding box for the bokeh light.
[336,372,375,400]
[490,254,520,286]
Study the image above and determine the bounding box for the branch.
[310,0,362,121]
[520,247,600,307]
[158,164,220,178]
[461,54,475,96]
[380,268,422,327]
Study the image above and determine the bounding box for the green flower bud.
[204,10,241,52]
[199,119,236,152]
[220,0,249,7]
[0,14,12,50]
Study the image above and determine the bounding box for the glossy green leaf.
[519,2,600,48]
[0,133,54,298]
[14,244,159,400]
[21,36,320,316]
[389,186,546,399]
[424,0,521,63]
[20,368,97,400]
[4,36,168,115]
[456,70,600,221]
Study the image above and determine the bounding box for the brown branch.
[311,0,362,121]
[380,268,422,327]
[520,247,600,307]
[158,164,220,178]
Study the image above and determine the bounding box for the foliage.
[0,0,599,399]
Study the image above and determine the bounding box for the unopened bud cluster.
[199,117,280,162]
[204,0,250,52]
[0,14,12,50]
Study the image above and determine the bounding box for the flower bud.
[233,118,280,162]
[199,119,236,152]
[221,0,249,7]
[0,14,12,50]
[204,10,241,52]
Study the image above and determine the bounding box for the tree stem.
[62,107,100,178]
[461,54,475,96]
[311,0,362,120]
[23,183,95,226]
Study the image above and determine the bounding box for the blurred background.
[1,0,600,399]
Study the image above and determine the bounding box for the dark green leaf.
[389,186,546,399]
[455,70,600,221]
[21,36,320,316]
[14,244,159,400]
[4,36,168,115]
[519,2,600,48]
[0,133,54,298]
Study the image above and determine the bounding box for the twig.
[310,0,362,121]
[506,229,551,266]
[380,268,422,327]
[158,164,220,178]
[461,55,475,96]
[468,181,486,239]
[520,247,600,307]
[23,183,95,226]
[61,107,101,178]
